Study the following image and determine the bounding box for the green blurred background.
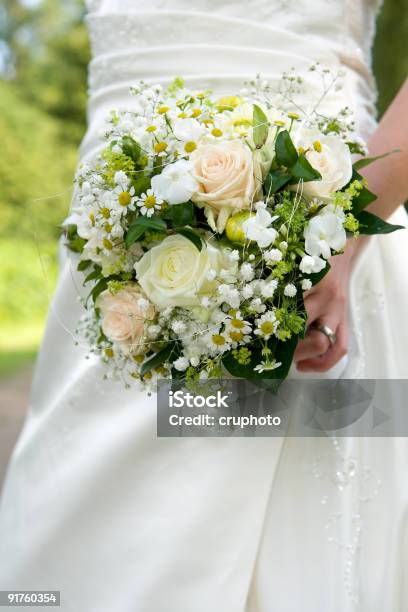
[0,0,407,379]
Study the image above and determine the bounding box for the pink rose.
[96,285,155,356]
[191,140,256,232]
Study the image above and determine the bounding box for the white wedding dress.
[1,1,408,610]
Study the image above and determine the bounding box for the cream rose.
[293,128,352,198]
[191,140,256,232]
[134,234,221,309]
[96,285,155,355]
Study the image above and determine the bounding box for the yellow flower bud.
[225,210,255,243]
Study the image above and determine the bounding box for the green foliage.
[272,130,321,187]
[176,228,203,251]
[0,81,77,241]
[3,0,90,143]
[141,343,180,377]
[374,0,408,117]
[162,201,197,227]
[0,0,88,373]
[356,211,405,235]
[252,104,269,148]
[223,334,298,382]
[275,191,307,234]
[125,216,167,247]
[0,239,58,327]
[101,148,136,187]
[275,130,298,167]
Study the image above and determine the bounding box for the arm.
[294,78,408,372]
[361,79,408,222]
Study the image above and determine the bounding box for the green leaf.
[350,167,363,183]
[356,211,405,235]
[125,216,167,248]
[77,259,92,272]
[121,136,141,164]
[83,267,102,284]
[290,154,322,183]
[125,224,146,247]
[140,343,178,377]
[164,201,196,227]
[253,104,269,149]
[275,130,298,167]
[66,236,86,254]
[176,228,203,251]
[266,334,298,380]
[89,278,108,304]
[65,224,86,253]
[264,170,292,195]
[353,149,399,171]
[351,186,377,214]
[132,175,151,197]
[222,335,298,382]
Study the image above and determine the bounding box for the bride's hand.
[294,241,357,372]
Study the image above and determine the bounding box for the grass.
[0,239,58,380]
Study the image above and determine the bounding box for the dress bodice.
[82,0,382,155]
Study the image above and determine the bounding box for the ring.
[311,322,337,346]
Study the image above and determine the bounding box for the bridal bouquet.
[64,75,402,388]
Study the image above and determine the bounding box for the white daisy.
[111,184,137,213]
[254,311,279,340]
[253,360,282,373]
[225,312,252,347]
[137,189,164,217]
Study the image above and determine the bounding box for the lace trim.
[310,434,381,605]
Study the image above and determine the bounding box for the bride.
[1,0,408,610]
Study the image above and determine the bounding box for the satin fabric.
[1,1,408,611]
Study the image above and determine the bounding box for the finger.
[294,328,330,361]
[296,321,348,372]
[294,308,341,361]
[302,291,322,325]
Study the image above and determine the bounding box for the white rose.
[96,285,155,356]
[151,159,198,205]
[304,206,347,259]
[293,128,352,198]
[134,234,222,309]
[191,140,256,232]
